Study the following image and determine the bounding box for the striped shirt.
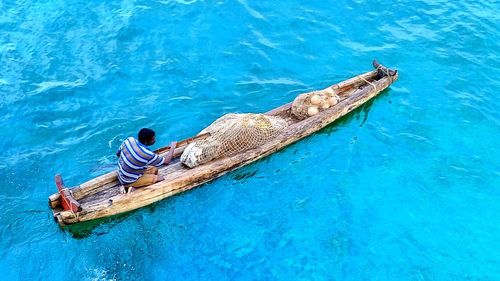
[117,137,165,184]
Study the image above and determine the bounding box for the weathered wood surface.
[48,193,61,208]
[50,63,397,226]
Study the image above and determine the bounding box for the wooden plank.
[329,69,377,91]
[70,172,118,200]
[78,181,122,205]
[48,193,61,209]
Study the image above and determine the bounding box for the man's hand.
[164,141,178,165]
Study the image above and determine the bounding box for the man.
[116,128,174,190]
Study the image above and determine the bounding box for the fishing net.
[180,113,288,168]
[291,88,341,120]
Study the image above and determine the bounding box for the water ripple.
[32,80,87,95]
[237,0,266,20]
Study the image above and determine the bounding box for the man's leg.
[144,166,164,182]
[125,167,164,192]
[127,174,158,189]
[144,166,158,175]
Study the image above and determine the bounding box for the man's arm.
[163,141,177,165]
[148,141,177,167]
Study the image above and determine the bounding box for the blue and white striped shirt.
[117,137,165,184]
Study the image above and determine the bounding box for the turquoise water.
[1,0,499,280]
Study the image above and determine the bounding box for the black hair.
[138,128,155,144]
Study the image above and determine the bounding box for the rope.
[62,187,77,219]
[361,75,378,92]
[376,65,394,83]
[334,93,341,103]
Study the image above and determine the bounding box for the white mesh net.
[180,113,288,168]
[291,88,340,120]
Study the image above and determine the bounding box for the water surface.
[0,0,499,280]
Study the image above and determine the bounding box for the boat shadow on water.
[60,203,166,239]
[61,210,136,239]
[60,189,201,238]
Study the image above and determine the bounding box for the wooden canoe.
[49,60,398,226]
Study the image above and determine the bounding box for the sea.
[0,0,499,280]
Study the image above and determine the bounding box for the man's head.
[138,128,156,146]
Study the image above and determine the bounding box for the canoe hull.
[49,62,398,226]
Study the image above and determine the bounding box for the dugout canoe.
[49,60,398,226]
